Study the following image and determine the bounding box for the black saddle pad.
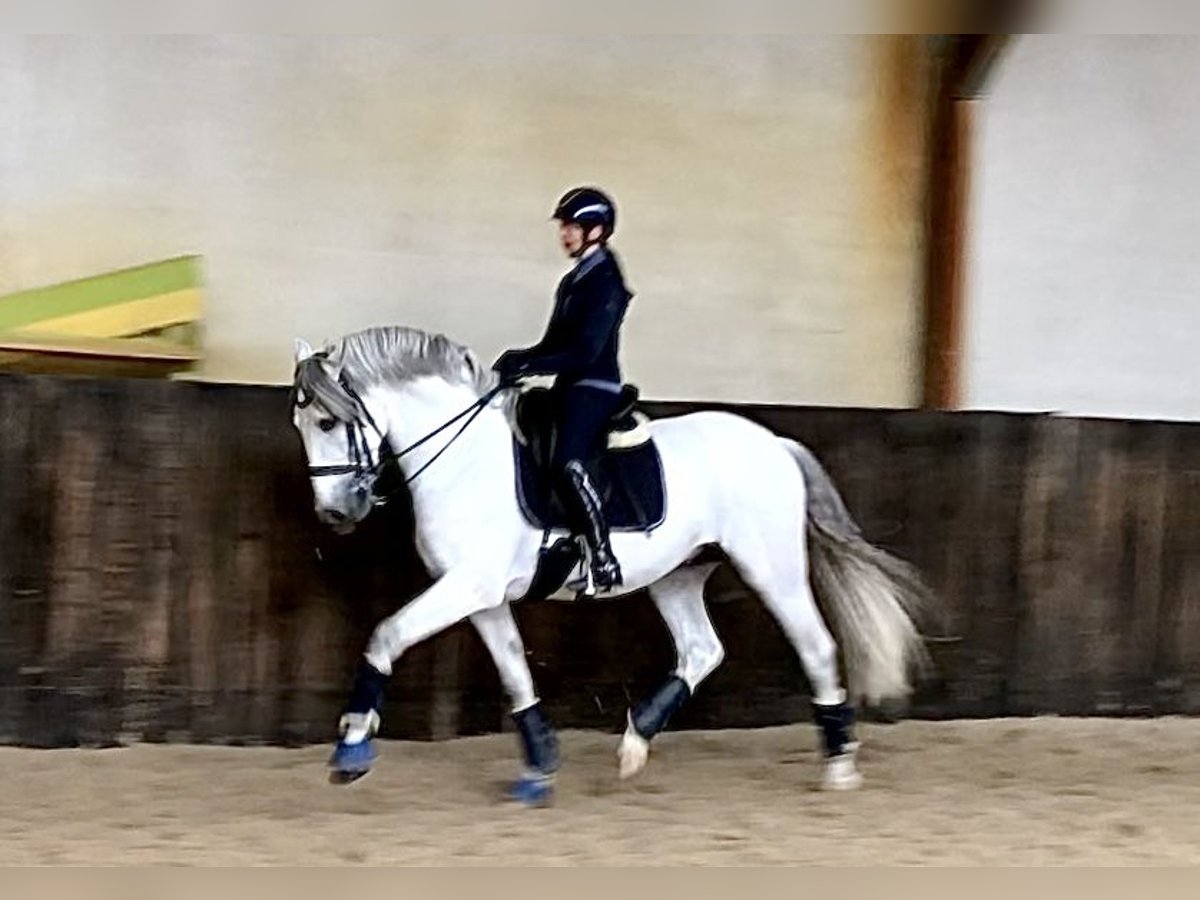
[512,386,665,533]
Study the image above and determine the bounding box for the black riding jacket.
[502,247,633,386]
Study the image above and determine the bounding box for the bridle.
[294,366,504,505]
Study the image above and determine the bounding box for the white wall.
[964,35,1200,422]
[0,35,931,405]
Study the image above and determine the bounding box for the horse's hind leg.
[618,563,724,779]
[722,522,863,790]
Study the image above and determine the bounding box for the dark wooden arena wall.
[1,373,1199,748]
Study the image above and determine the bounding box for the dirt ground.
[1,717,1198,865]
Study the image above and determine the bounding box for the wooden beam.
[955,35,1014,98]
[0,330,198,379]
[920,34,1016,410]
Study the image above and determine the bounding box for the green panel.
[0,255,202,330]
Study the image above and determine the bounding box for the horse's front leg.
[330,567,501,783]
[469,603,559,807]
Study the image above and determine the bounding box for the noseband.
[293,371,390,504]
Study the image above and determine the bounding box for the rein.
[298,371,505,501]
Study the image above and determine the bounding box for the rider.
[492,186,633,591]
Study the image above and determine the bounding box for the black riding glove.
[492,350,532,386]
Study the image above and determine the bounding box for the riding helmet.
[552,186,617,238]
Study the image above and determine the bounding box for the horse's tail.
[781,438,936,705]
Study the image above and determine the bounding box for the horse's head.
[290,337,389,533]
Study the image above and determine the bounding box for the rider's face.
[558,222,602,258]
[559,222,584,257]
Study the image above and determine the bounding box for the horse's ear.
[294,337,314,362]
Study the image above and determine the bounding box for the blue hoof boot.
[506,772,554,807]
[328,738,377,785]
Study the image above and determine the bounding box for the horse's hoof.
[506,772,554,807]
[328,738,377,785]
[617,728,649,779]
[821,754,863,791]
[328,767,370,786]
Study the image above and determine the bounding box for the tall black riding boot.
[561,460,623,590]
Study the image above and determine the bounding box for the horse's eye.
[318,418,337,433]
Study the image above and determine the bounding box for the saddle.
[511,383,665,535]
[510,383,666,603]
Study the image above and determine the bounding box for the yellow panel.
[0,330,199,361]
[9,288,202,342]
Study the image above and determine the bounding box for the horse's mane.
[291,325,515,422]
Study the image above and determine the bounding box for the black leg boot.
[561,460,623,590]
